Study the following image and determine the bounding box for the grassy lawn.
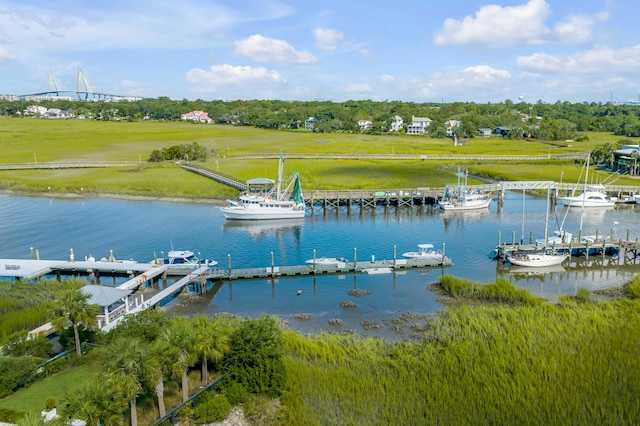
[0,118,638,199]
[0,363,99,414]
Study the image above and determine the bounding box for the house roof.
[81,285,132,307]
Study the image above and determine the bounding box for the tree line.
[3,97,640,140]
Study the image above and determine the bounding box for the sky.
[1,0,639,104]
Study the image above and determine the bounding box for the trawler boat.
[220,154,305,220]
[437,169,492,211]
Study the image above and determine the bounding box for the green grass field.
[0,118,637,199]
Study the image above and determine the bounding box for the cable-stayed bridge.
[19,68,143,101]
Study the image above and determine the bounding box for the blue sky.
[1,0,639,103]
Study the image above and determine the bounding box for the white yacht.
[558,185,615,208]
[507,252,569,267]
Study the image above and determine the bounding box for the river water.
[1,192,639,338]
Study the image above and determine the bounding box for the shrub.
[0,408,26,423]
[223,315,289,398]
[223,381,250,405]
[0,356,37,397]
[624,275,640,299]
[44,396,56,410]
[193,393,232,423]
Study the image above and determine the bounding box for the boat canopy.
[247,178,275,185]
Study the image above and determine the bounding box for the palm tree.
[192,315,230,385]
[161,316,197,403]
[58,381,125,426]
[49,288,100,356]
[100,337,158,426]
[150,338,179,419]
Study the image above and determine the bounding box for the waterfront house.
[446,120,462,137]
[614,144,640,175]
[180,110,212,123]
[406,116,432,135]
[389,115,404,132]
[305,117,316,130]
[358,119,372,130]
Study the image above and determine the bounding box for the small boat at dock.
[153,250,217,267]
[507,252,569,267]
[402,244,443,260]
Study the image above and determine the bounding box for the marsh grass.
[1,120,637,198]
[0,278,84,345]
[282,298,640,424]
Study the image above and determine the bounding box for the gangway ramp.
[117,264,169,290]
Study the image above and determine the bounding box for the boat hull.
[438,197,492,211]
[220,206,306,220]
[507,254,568,267]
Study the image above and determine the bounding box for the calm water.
[2,192,639,337]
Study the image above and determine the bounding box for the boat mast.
[276,151,284,199]
[579,153,590,233]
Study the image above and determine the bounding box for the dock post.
[227,254,232,280]
[442,243,446,264]
[353,248,357,271]
[30,247,34,260]
[271,251,275,277]
[69,248,74,262]
[198,252,202,266]
[36,249,40,260]
[393,245,396,268]
[312,249,316,274]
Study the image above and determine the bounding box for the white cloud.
[313,27,344,51]
[517,46,640,73]
[344,83,372,93]
[0,46,17,65]
[185,64,286,89]
[553,14,595,44]
[234,34,316,65]
[378,75,394,83]
[434,0,551,47]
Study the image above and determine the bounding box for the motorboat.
[220,153,306,220]
[402,244,443,260]
[507,252,569,267]
[558,185,615,208]
[153,250,217,267]
[305,257,348,267]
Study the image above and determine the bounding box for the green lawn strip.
[0,363,98,413]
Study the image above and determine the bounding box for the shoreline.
[0,189,226,205]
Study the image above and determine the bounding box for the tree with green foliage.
[161,316,198,403]
[192,315,230,385]
[49,288,99,357]
[100,337,158,426]
[223,315,288,398]
[2,330,51,358]
[58,381,125,426]
[0,356,37,398]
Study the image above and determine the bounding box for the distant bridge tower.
[76,68,97,100]
[47,71,59,92]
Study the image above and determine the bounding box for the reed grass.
[1,119,636,199]
[282,298,640,424]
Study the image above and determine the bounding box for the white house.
[478,128,492,137]
[445,120,462,136]
[305,117,316,130]
[406,116,432,135]
[24,105,48,116]
[180,110,212,123]
[389,115,404,132]
[357,119,372,130]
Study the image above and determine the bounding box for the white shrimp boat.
[437,169,492,211]
[507,252,569,267]
[402,244,443,260]
[220,153,305,220]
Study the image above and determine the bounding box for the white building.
[389,115,404,132]
[358,119,372,130]
[406,116,432,135]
